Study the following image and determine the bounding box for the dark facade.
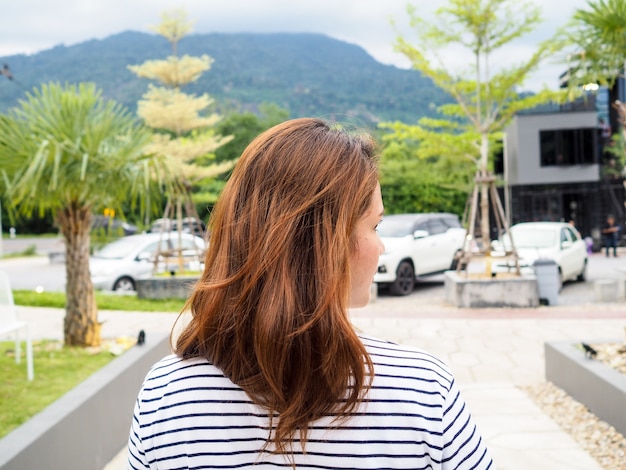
[507,180,624,250]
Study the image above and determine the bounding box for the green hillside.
[0,31,450,125]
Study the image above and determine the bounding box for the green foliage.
[603,132,626,179]
[213,112,265,163]
[379,139,470,215]
[213,103,290,163]
[0,82,161,220]
[90,226,127,253]
[562,0,626,91]
[380,168,467,215]
[189,104,290,209]
[390,0,566,170]
[0,340,116,438]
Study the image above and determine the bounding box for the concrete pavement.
[4,240,626,468]
[15,296,626,470]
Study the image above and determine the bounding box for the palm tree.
[0,82,162,346]
[565,0,626,87]
[564,0,626,133]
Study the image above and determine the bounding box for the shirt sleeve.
[127,397,151,469]
[440,378,495,469]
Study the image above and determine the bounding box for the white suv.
[374,213,466,295]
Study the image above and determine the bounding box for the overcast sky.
[1,0,591,91]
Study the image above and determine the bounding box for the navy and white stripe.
[128,335,495,469]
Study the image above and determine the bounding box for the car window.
[414,222,429,235]
[93,237,151,259]
[560,229,570,244]
[377,218,420,237]
[442,216,461,228]
[564,227,579,241]
[181,239,198,250]
[428,219,447,235]
[507,228,556,249]
[138,241,162,258]
[175,238,202,254]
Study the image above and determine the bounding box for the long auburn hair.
[175,117,378,454]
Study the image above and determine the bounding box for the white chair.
[0,270,33,380]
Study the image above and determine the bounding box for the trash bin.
[533,259,559,306]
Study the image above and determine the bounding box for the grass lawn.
[13,290,185,312]
[2,286,183,438]
[0,340,119,439]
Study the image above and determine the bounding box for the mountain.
[0,31,450,125]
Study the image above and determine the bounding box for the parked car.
[90,232,206,292]
[91,215,138,236]
[149,217,206,235]
[374,213,466,295]
[491,221,588,287]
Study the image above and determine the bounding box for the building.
[502,91,625,250]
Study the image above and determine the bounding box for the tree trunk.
[176,197,184,272]
[479,134,491,251]
[58,204,101,346]
[479,176,490,250]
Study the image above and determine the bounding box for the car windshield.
[505,228,556,249]
[93,237,147,259]
[377,218,417,237]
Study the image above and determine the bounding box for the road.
[1,235,65,257]
[405,250,626,306]
[1,237,625,306]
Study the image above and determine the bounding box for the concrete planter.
[0,333,170,470]
[444,271,540,308]
[136,276,200,299]
[137,278,379,303]
[545,341,626,437]
[48,251,65,264]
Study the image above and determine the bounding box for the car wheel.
[390,261,415,296]
[576,260,587,282]
[113,276,135,292]
[450,250,462,270]
[557,268,564,292]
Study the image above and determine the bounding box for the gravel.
[521,340,626,470]
[592,340,626,375]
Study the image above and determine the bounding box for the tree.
[128,8,233,262]
[214,103,290,164]
[563,0,626,91]
[386,0,565,255]
[188,103,290,211]
[563,0,626,139]
[0,82,160,346]
[379,138,471,215]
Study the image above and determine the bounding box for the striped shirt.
[128,335,495,469]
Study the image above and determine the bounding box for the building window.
[539,128,597,166]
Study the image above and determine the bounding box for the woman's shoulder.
[359,334,448,364]
[359,334,454,388]
[140,354,233,394]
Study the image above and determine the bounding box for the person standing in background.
[602,214,620,257]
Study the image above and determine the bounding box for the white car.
[90,232,206,291]
[491,222,588,286]
[374,213,466,295]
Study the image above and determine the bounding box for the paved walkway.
[16,297,626,470]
